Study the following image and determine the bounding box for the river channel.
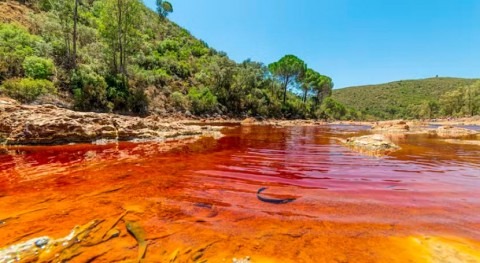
[1,124,479,262]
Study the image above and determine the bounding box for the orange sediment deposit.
[389,236,480,263]
[0,125,479,262]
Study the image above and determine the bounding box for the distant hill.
[332,77,479,119]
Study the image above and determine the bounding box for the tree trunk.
[117,0,123,75]
[282,76,289,104]
[72,0,79,69]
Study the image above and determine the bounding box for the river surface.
[0,124,480,262]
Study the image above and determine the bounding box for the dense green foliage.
[0,0,342,119]
[0,22,44,81]
[439,81,480,117]
[333,77,480,120]
[268,55,306,104]
[23,56,55,79]
[0,77,56,102]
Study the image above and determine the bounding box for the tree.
[50,0,75,68]
[418,100,439,119]
[72,0,79,69]
[300,69,333,108]
[156,0,173,18]
[268,55,306,104]
[300,68,314,103]
[317,75,333,106]
[317,97,347,120]
[463,81,480,116]
[100,0,143,87]
[440,89,464,116]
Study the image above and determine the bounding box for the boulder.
[343,134,400,155]
[435,126,478,138]
[372,120,410,133]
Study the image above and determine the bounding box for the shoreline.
[1,97,479,146]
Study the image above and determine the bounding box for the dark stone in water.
[34,238,49,248]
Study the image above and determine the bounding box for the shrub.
[170,91,190,111]
[188,87,218,114]
[0,23,43,80]
[23,56,55,79]
[72,67,110,111]
[0,78,56,102]
[158,39,180,54]
[190,44,209,58]
[128,88,149,115]
[133,68,171,87]
[316,97,347,120]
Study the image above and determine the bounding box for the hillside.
[0,0,337,120]
[332,77,480,119]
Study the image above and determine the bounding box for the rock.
[372,120,410,133]
[241,117,257,126]
[233,256,251,263]
[344,134,400,155]
[0,99,223,145]
[0,220,100,263]
[435,126,478,138]
[0,97,19,105]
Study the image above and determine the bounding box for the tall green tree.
[268,55,306,104]
[300,68,314,103]
[99,0,143,87]
[418,100,439,119]
[440,89,464,116]
[72,0,79,69]
[317,75,333,106]
[300,69,333,107]
[156,0,173,18]
[50,0,75,68]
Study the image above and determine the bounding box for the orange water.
[1,125,480,262]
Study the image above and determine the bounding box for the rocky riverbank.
[0,97,222,145]
[1,97,479,146]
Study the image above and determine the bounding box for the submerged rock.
[0,220,100,263]
[0,99,222,145]
[343,134,400,155]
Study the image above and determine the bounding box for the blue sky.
[144,0,480,89]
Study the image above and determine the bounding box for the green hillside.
[332,77,480,119]
[0,0,335,119]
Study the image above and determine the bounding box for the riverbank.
[1,97,479,146]
[0,97,222,145]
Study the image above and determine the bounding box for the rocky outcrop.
[0,98,222,145]
[372,120,410,133]
[435,126,478,138]
[342,134,400,156]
